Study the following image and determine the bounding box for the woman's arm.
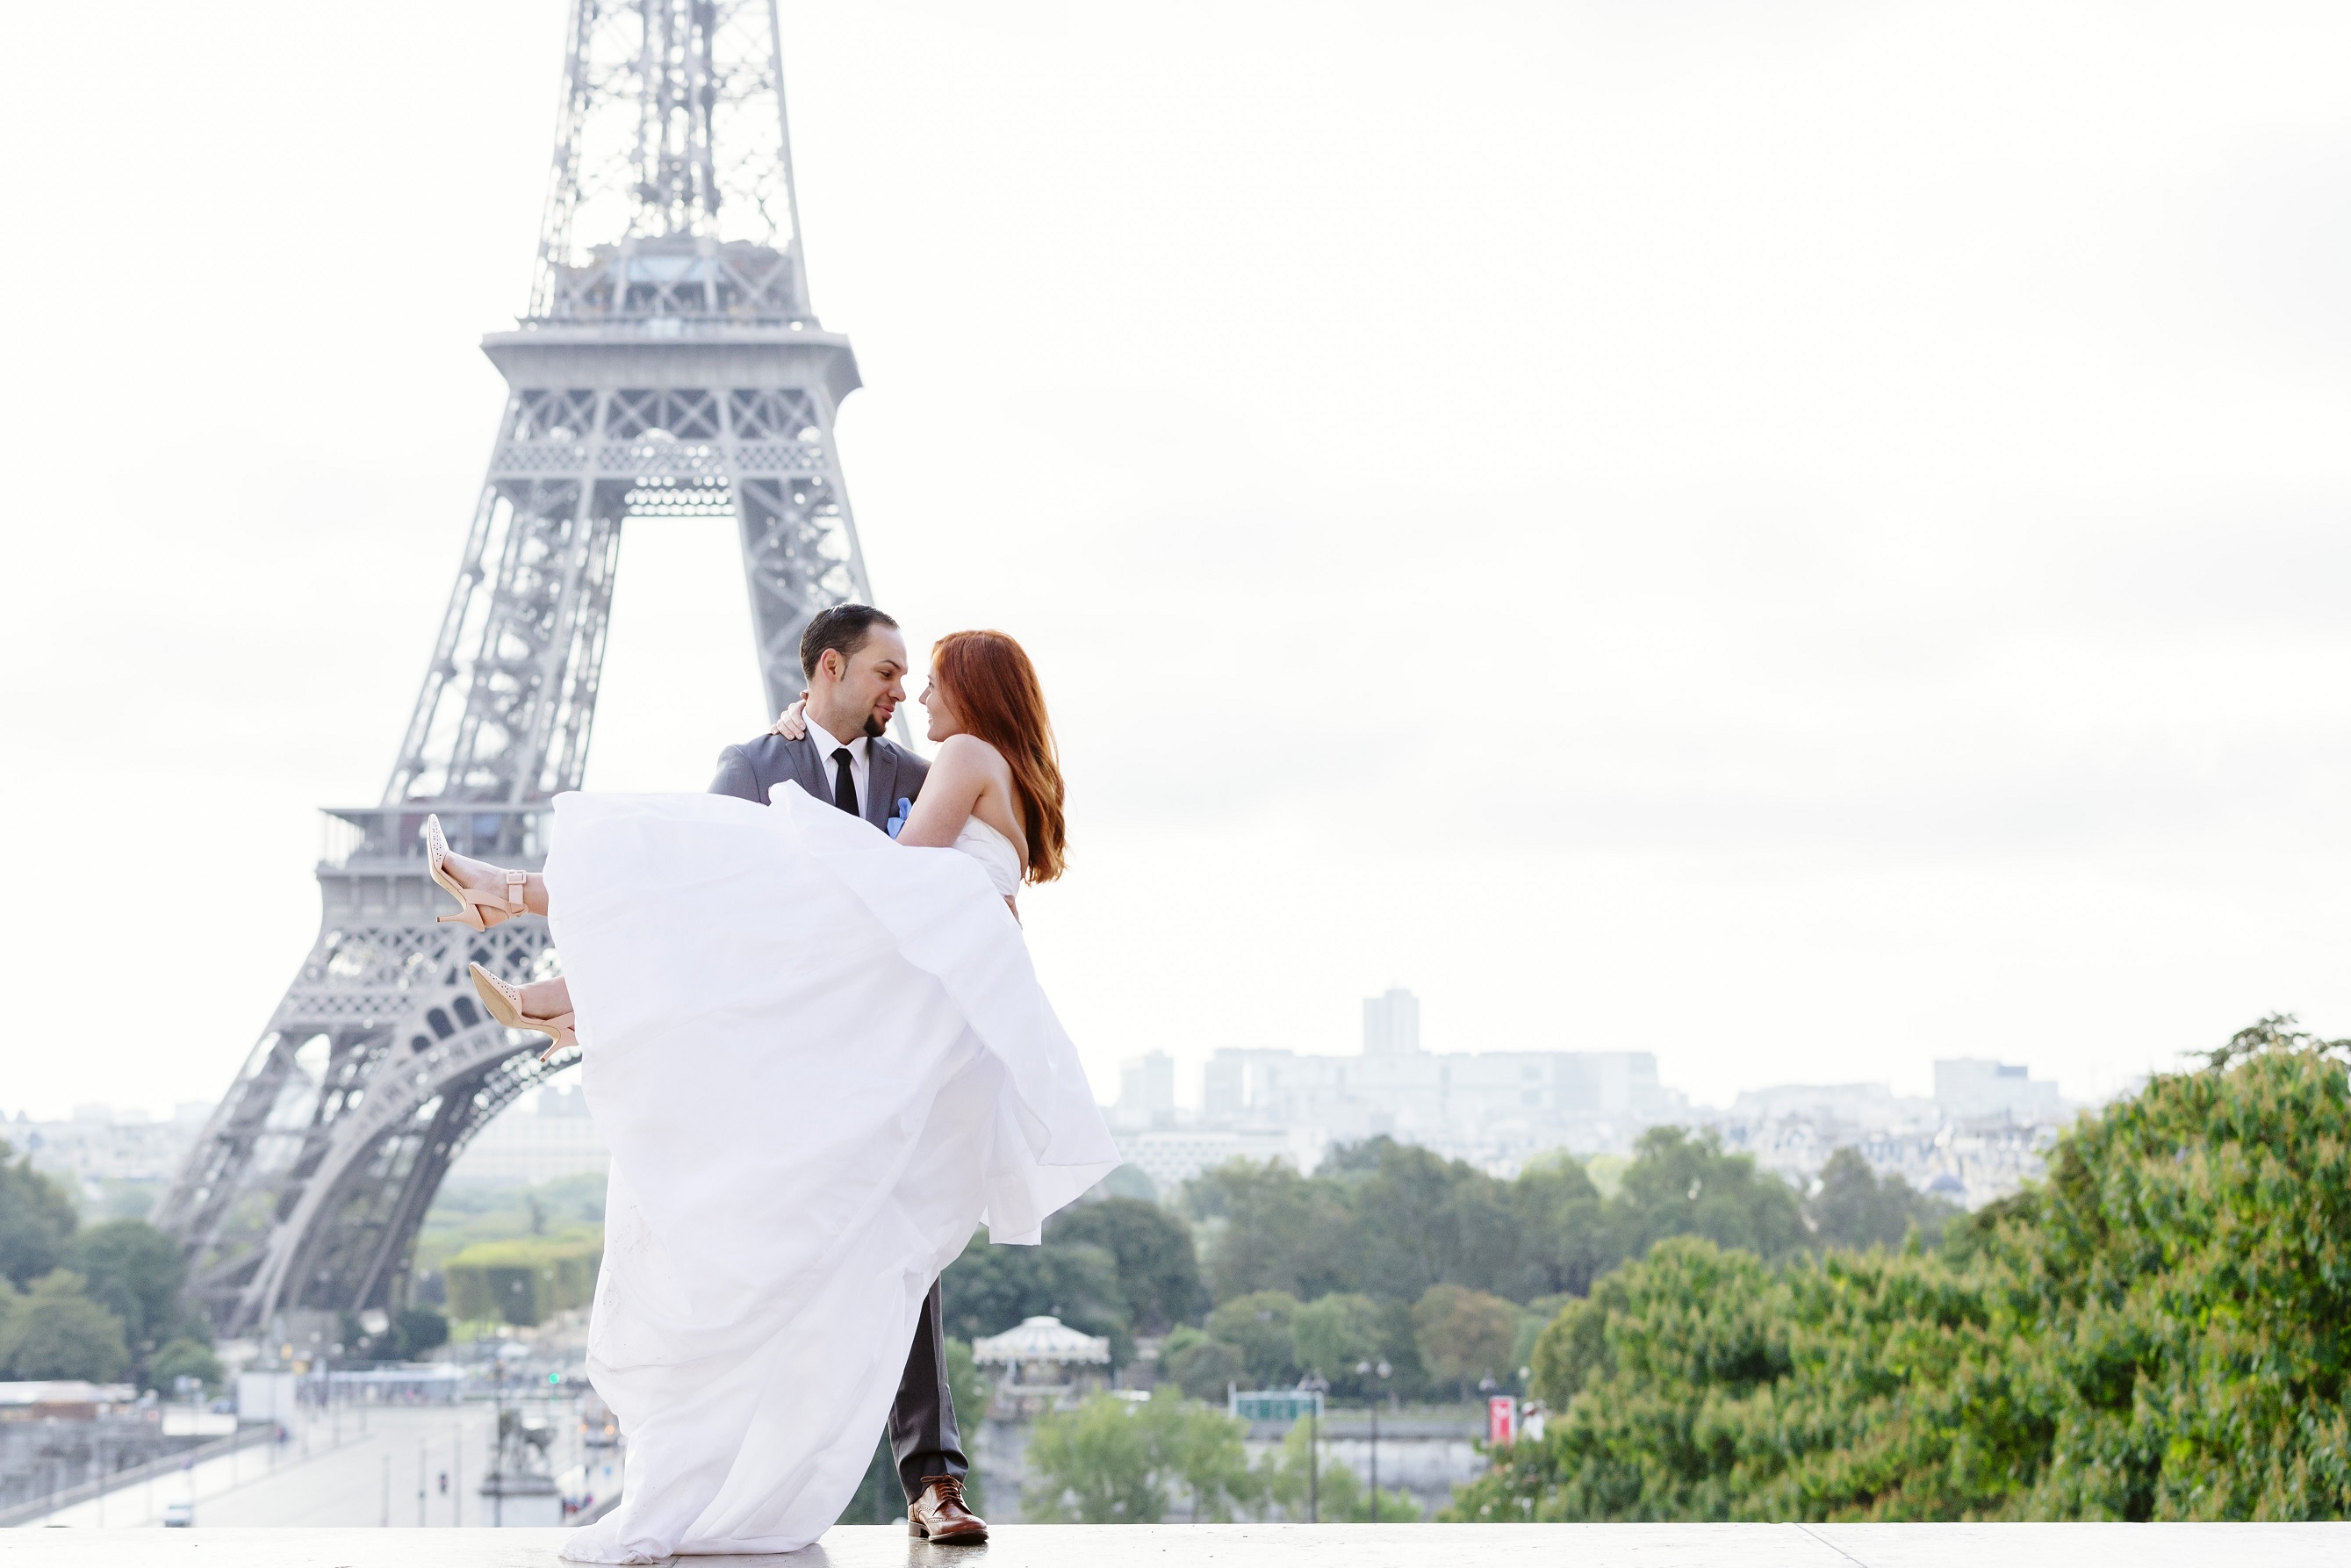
[895,736,993,849]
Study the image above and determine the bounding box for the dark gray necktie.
[830,746,858,816]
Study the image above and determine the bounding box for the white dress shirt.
[798,713,871,815]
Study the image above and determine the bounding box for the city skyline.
[2,986,2089,1127]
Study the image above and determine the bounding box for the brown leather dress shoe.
[908,1474,988,1542]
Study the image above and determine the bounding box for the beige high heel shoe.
[423,815,529,931]
[471,963,577,1062]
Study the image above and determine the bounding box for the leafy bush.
[444,1238,600,1326]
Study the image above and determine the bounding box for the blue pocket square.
[886,798,913,839]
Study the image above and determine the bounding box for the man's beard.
[863,713,887,739]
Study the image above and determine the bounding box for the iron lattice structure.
[155,0,875,1340]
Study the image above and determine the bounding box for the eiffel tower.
[155,0,877,1339]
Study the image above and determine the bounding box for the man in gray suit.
[708,602,984,1543]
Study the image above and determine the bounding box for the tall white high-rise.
[1362,988,1421,1057]
[1118,1052,1177,1124]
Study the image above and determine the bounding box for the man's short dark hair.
[800,603,900,680]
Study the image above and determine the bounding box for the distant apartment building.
[1708,1058,2075,1209]
[1111,989,1687,1190]
[1201,1041,1679,1162]
[1726,1082,1927,1130]
[1111,1052,1177,1131]
[1362,988,1421,1057]
[1933,1058,2065,1122]
[1115,1126,1320,1197]
[4,1103,213,1191]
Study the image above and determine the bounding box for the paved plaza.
[18,1407,508,1531]
[4,1523,2351,1566]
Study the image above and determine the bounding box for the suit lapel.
[786,734,827,804]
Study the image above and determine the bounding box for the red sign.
[1487,1395,1518,1447]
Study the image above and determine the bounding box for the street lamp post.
[1298,1371,1330,1522]
[1354,1359,1392,1520]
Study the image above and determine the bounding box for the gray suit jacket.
[709,730,931,831]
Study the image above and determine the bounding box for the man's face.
[821,625,909,738]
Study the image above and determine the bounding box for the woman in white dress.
[422,629,1118,1563]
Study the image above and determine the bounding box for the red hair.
[931,630,1067,884]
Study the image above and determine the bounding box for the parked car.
[162,1502,194,1528]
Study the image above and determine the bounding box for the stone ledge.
[1,1523,2347,1567]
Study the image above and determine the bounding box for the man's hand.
[768,694,811,739]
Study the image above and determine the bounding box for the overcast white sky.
[4,2,2350,1123]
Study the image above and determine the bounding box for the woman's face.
[921,675,961,743]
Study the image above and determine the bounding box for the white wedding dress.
[543,785,1118,1563]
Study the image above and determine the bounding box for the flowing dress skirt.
[545,788,1118,1562]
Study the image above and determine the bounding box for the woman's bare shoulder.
[934,732,1010,773]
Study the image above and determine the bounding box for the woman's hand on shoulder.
[768,694,810,739]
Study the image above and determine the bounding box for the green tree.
[1049,1197,1205,1332]
[1160,1327,1246,1401]
[1024,1392,1258,1522]
[1804,1147,1957,1250]
[9,1270,130,1381]
[1184,1160,1354,1304]
[1261,1417,1421,1521]
[1292,1292,1384,1394]
[1160,1393,1262,1521]
[939,1231,1132,1365]
[1330,1140,1519,1303]
[395,1308,449,1357]
[1188,1132,1823,1334]
[69,1219,186,1358]
[1504,1156,1616,1298]
[1613,1126,1808,1262]
[1024,1393,1164,1522]
[1511,1295,1570,1381]
[1204,1291,1300,1387]
[147,1337,224,1394]
[0,1142,78,1288]
[1411,1284,1520,1399]
[837,1438,902,1526]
